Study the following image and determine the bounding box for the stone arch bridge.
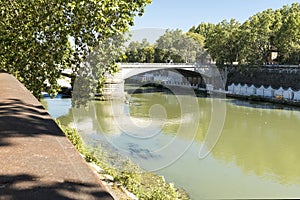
[102,63,217,99]
[61,63,221,99]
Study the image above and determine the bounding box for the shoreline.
[56,121,190,200]
[226,93,300,108]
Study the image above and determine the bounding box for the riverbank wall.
[223,65,300,107]
[226,65,300,89]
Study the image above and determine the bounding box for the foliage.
[56,120,189,200]
[190,3,300,66]
[125,39,155,63]
[71,34,126,106]
[275,3,300,64]
[156,29,205,63]
[205,19,241,66]
[124,29,206,63]
[0,0,151,99]
[239,9,278,65]
[189,22,215,39]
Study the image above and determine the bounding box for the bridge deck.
[119,62,198,68]
[0,73,113,199]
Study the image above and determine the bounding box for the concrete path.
[0,73,114,200]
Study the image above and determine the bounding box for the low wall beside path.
[0,73,113,199]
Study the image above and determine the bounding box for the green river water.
[43,88,300,199]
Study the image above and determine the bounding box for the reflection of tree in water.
[128,93,205,138]
[128,143,161,160]
[52,95,212,145]
[211,103,300,185]
[57,108,74,126]
[128,93,182,119]
[51,96,300,186]
[93,101,124,135]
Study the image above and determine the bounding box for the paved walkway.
[0,73,114,199]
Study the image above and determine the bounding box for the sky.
[132,0,298,31]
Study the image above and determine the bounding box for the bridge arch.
[123,67,207,88]
[120,63,195,79]
[119,63,211,88]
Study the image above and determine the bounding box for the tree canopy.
[0,0,151,98]
[189,3,300,66]
[124,29,206,63]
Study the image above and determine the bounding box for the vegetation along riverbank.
[56,120,189,200]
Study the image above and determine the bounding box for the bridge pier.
[102,71,125,100]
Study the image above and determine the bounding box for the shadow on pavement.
[0,98,65,146]
[0,174,112,200]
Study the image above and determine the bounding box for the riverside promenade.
[0,73,113,199]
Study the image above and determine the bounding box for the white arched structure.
[240,84,248,95]
[256,86,265,96]
[227,82,300,103]
[233,83,242,94]
[247,85,256,96]
[283,87,294,100]
[275,87,284,97]
[228,83,234,93]
[294,90,300,101]
[264,86,274,98]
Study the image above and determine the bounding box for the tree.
[0,0,151,98]
[143,45,155,63]
[184,32,205,63]
[239,9,278,65]
[124,39,154,63]
[189,22,215,39]
[155,29,205,63]
[189,3,300,66]
[275,3,300,64]
[123,29,205,63]
[205,19,241,66]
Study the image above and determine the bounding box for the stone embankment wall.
[226,66,300,90]
[225,66,300,104]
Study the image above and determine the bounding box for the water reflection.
[213,102,300,185]
[43,95,300,198]
[87,94,201,137]
[91,94,200,170]
[228,98,300,111]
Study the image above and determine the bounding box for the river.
[42,86,300,199]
